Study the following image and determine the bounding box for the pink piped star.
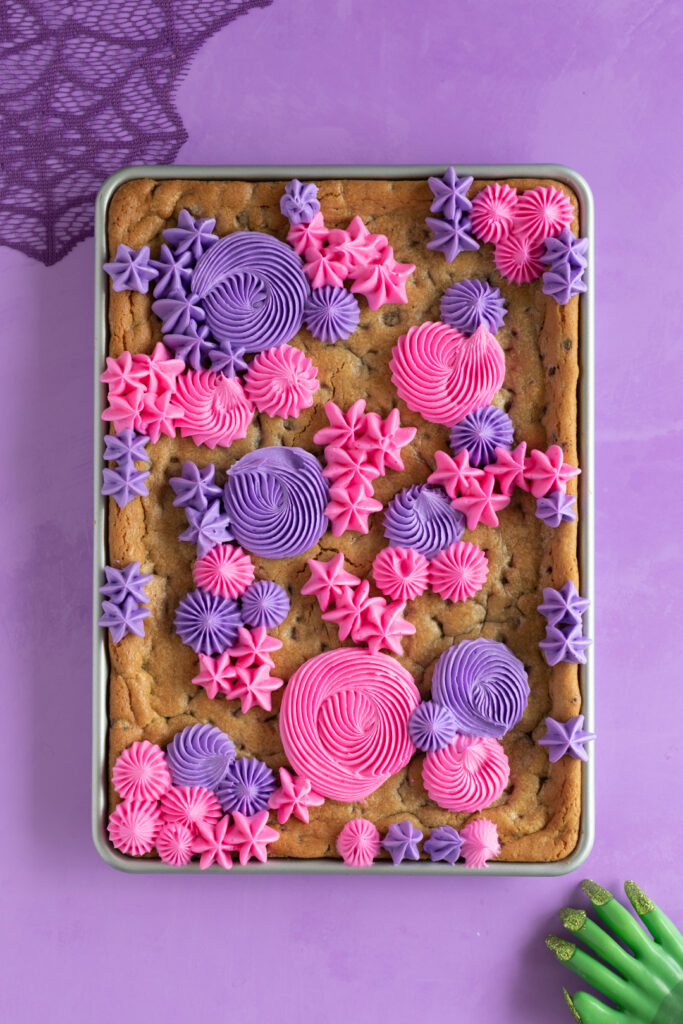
[325,484,383,536]
[354,600,416,655]
[192,652,238,700]
[228,626,282,669]
[357,409,417,474]
[322,446,380,490]
[428,449,484,500]
[301,553,361,611]
[524,445,581,498]
[146,342,185,391]
[100,351,147,394]
[225,810,279,865]
[286,212,328,255]
[350,245,415,309]
[313,399,368,448]
[327,216,387,275]
[322,580,384,641]
[451,474,511,529]
[138,389,182,442]
[231,663,284,713]
[101,387,145,433]
[303,245,348,289]
[192,816,234,870]
[268,768,325,824]
[484,442,529,495]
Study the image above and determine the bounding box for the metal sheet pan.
[93,164,594,875]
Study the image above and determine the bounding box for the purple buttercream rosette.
[174,588,243,655]
[303,286,360,343]
[280,179,321,225]
[450,406,514,468]
[240,580,290,629]
[440,279,507,335]
[384,484,465,559]
[423,825,463,865]
[166,724,236,790]
[215,757,276,816]
[431,638,529,739]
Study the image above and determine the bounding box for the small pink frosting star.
[145,342,185,391]
[268,767,325,824]
[350,246,415,309]
[428,449,484,499]
[313,399,368,448]
[139,389,183,442]
[226,810,279,865]
[192,815,234,870]
[231,662,284,713]
[322,446,380,490]
[228,625,282,668]
[357,409,417,474]
[192,651,238,700]
[286,212,328,255]
[100,351,147,394]
[524,445,581,498]
[101,388,145,433]
[322,580,384,641]
[484,442,529,495]
[451,474,511,529]
[325,484,383,536]
[354,600,416,655]
[301,553,361,611]
[327,217,387,274]
[303,245,348,289]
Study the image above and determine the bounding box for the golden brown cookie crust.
[105,175,583,863]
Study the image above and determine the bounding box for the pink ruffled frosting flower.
[244,344,319,419]
[156,822,195,866]
[336,818,381,867]
[326,217,388,276]
[484,442,529,495]
[192,815,234,870]
[229,625,283,668]
[422,734,509,813]
[350,245,415,309]
[303,245,348,289]
[268,767,325,824]
[160,785,222,834]
[112,740,172,802]
[192,651,238,699]
[494,233,545,285]
[232,662,284,713]
[286,212,328,255]
[225,810,279,865]
[429,542,489,602]
[470,183,518,244]
[107,800,162,856]
[460,818,501,868]
[301,553,361,611]
[524,445,581,497]
[513,186,574,243]
[372,546,429,601]
[193,544,255,600]
[428,448,484,500]
[175,370,254,448]
[451,474,511,530]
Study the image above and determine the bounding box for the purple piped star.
[427,167,473,220]
[544,228,589,270]
[423,825,463,865]
[542,261,587,305]
[149,244,194,299]
[426,212,479,262]
[163,321,214,371]
[179,501,233,557]
[163,209,218,261]
[98,595,150,644]
[152,293,205,335]
[101,463,149,507]
[539,623,592,666]
[538,582,590,628]
[538,715,596,762]
[103,429,149,465]
[100,562,152,605]
[408,701,457,752]
[381,820,423,865]
[103,244,158,293]
[535,491,577,528]
[169,462,222,511]
[206,343,248,378]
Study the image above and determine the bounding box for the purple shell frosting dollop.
[102,463,149,507]
[535,490,576,528]
[280,179,321,225]
[163,209,219,262]
[179,501,233,558]
[169,461,223,511]
[450,405,514,468]
[149,244,194,300]
[384,484,465,558]
[303,285,360,343]
[191,231,309,354]
[215,757,276,815]
[431,638,529,739]
[223,447,329,559]
[381,820,423,865]
[440,278,507,335]
[423,825,463,865]
[408,701,457,752]
[166,723,236,790]
[174,588,243,655]
[103,244,158,293]
[240,580,290,629]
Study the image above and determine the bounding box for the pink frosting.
[192,651,238,700]
[229,625,283,667]
[321,579,384,642]
[470,183,518,244]
[279,647,420,801]
[324,482,382,536]
[350,245,415,309]
[429,542,489,602]
[524,445,581,497]
[192,815,233,870]
[175,370,254,448]
[460,818,501,868]
[160,785,222,834]
[232,662,284,713]
[484,442,529,495]
[513,186,574,243]
[286,212,328,255]
[390,322,505,426]
[313,399,368,448]
[243,344,319,419]
[323,446,381,491]
[268,767,325,824]
[225,810,279,865]
[372,546,430,601]
[356,408,416,474]
[156,822,195,866]
[494,233,545,284]
[422,734,510,812]
[327,216,387,275]
[107,799,162,856]
[301,553,361,611]
[336,818,381,867]
[451,473,511,529]
[428,448,485,499]
[193,544,255,599]
[112,740,172,802]
[353,599,416,655]
[101,344,184,441]
[303,245,348,288]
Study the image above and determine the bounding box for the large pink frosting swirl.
[175,370,254,448]
[421,734,509,812]
[389,321,505,426]
[279,647,420,801]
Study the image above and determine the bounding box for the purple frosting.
[103,244,158,293]
[103,429,149,466]
[215,757,276,816]
[163,321,215,371]
[535,490,576,528]
[191,231,309,354]
[240,580,290,629]
[538,715,595,763]
[423,825,463,865]
[384,484,465,559]
[102,463,149,507]
[303,285,360,343]
[98,595,150,644]
[432,638,529,739]
[542,228,588,305]
[280,179,321,225]
[381,820,423,865]
[100,562,152,606]
[538,582,590,628]
[174,588,243,655]
[166,723,236,790]
[223,447,328,559]
[149,244,194,300]
[426,211,479,262]
[539,623,592,666]
[163,209,218,262]
[427,167,473,220]
[544,228,588,270]
[206,343,248,377]
[169,461,222,511]
[450,406,514,468]
[440,279,507,335]
[542,261,587,305]
[408,701,457,752]
[152,292,205,335]
[179,501,233,558]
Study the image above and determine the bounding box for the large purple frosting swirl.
[431,639,529,739]
[191,231,309,354]
[383,484,465,558]
[223,447,328,559]
[166,723,236,791]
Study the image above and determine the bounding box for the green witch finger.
[582,880,661,965]
[560,908,670,1002]
[565,988,626,1023]
[546,937,656,1020]
[624,881,683,968]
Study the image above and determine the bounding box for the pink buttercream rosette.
[243,344,319,419]
[336,818,381,867]
[174,370,254,448]
[111,740,172,802]
[193,544,255,599]
[422,734,509,813]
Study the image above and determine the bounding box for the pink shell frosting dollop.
[422,734,509,812]
[111,740,172,802]
[279,647,420,801]
[175,370,254,448]
[243,344,319,419]
[160,785,222,834]
[429,541,489,602]
[336,818,381,867]
[193,544,255,599]
[156,822,195,866]
[107,799,162,856]
[372,546,430,601]
[460,818,501,868]
[470,183,518,244]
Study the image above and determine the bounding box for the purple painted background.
[2,2,681,1021]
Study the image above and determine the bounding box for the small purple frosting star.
[538,582,590,628]
[99,562,152,605]
[408,700,457,752]
[426,212,479,262]
[216,757,276,816]
[538,715,596,762]
[539,623,592,665]
[542,261,587,305]
[423,825,463,865]
[381,820,423,864]
[103,429,149,466]
[303,286,360,343]
[535,490,577,528]
[179,501,233,558]
[101,463,149,507]
[98,595,150,644]
[149,243,194,299]
[163,321,214,371]
[427,167,473,220]
[163,209,218,261]
[169,462,222,511]
[152,293,205,335]
[280,179,321,225]
[544,228,589,270]
[103,244,158,293]
[206,343,248,377]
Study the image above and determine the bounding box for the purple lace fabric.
[0,0,274,265]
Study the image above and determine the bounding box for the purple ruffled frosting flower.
[431,638,529,739]
[408,701,457,752]
[450,406,514,468]
[98,596,150,644]
[426,212,479,262]
[280,179,321,225]
[215,757,276,816]
[100,562,152,606]
[104,429,149,466]
[381,820,423,865]
[174,588,243,655]
[169,461,222,511]
[440,279,507,335]
[223,447,328,559]
[535,490,576,528]
[102,463,149,507]
[428,167,473,220]
[149,243,194,300]
[538,715,595,763]
[537,582,590,628]
[166,723,236,790]
[384,484,465,559]
[423,825,463,865]
[179,501,233,558]
[303,285,360,343]
[163,209,218,262]
[103,244,158,293]
[539,623,592,666]
[240,580,290,629]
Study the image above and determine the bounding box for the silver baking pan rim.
[92,163,594,875]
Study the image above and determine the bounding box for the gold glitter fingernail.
[559,907,587,932]
[546,934,576,962]
[581,879,613,906]
[624,880,655,915]
[563,988,582,1023]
